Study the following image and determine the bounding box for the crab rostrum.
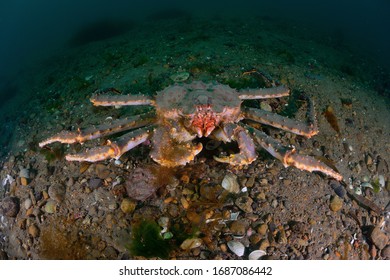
[39,81,342,181]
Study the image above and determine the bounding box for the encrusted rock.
[0,196,20,217]
[48,183,66,203]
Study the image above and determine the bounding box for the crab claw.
[214,153,255,166]
[213,124,257,166]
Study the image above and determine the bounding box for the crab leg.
[39,111,156,147]
[243,124,342,181]
[238,85,290,100]
[243,93,318,138]
[65,125,156,162]
[90,93,155,106]
[213,123,257,165]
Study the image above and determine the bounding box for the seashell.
[2,174,14,187]
[360,182,373,189]
[221,173,240,193]
[378,175,385,188]
[227,240,245,257]
[248,250,267,260]
[354,186,362,195]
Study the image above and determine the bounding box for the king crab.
[39,81,342,181]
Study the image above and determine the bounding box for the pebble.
[245,176,255,188]
[19,168,30,179]
[249,233,262,245]
[108,203,118,211]
[0,196,20,217]
[370,227,389,250]
[229,220,247,238]
[257,223,268,235]
[260,102,272,112]
[44,200,57,214]
[180,238,202,250]
[48,183,66,203]
[271,199,278,208]
[170,72,190,82]
[89,178,102,189]
[95,164,111,179]
[381,245,390,259]
[259,238,270,251]
[24,198,32,210]
[20,177,28,186]
[120,198,137,214]
[329,195,343,212]
[235,196,253,213]
[28,224,40,238]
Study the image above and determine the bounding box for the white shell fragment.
[378,175,385,188]
[248,250,267,260]
[221,173,240,193]
[227,240,245,257]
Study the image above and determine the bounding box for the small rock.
[257,223,268,235]
[259,238,270,251]
[48,183,66,203]
[329,195,343,212]
[260,102,272,112]
[235,196,253,213]
[180,238,202,250]
[381,245,390,259]
[245,176,255,188]
[95,164,111,179]
[0,196,20,217]
[89,178,102,189]
[108,203,118,210]
[249,233,262,245]
[28,224,40,238]
[271,199,278,208]
[370,227,389,250]
[20,177,28,186]
[227,240,245,257]
[19,168,30,179]
[120,198,137,214]
[24,198,32,210]
[170,72,190,82]
[44,200,57,214]
[230,220,247,238]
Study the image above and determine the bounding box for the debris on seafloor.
[323,105,341,134]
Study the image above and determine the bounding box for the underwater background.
[0,0,389,260]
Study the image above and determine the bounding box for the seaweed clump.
[127,220,172,259]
